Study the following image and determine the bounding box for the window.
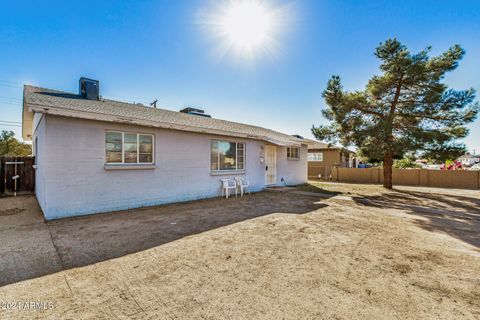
[211,140,245,171]
[287,147,300,160]
[106,131,154,164]
[308,152,323,162]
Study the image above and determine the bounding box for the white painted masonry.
[35,115,307,220]
[32,113,47,214]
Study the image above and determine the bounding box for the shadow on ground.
[351,189,480,249]
[0,191,329,287]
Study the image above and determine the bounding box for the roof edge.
[27,103,302,146]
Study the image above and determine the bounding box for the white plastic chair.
[220,179,237,198]
[235,177,250,196]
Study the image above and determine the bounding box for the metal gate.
[0,156,35,196]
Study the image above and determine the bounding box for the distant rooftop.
[303,138,355,154]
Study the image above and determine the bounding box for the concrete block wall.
[36,115,307,219]
[333,167,480,190]
[276,145,308,186]
[32,113,47,213]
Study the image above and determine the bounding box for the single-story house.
[22,78,307,220]
[304,139,356,179]
[458,153,480,166]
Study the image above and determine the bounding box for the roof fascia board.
[28,104,298,146]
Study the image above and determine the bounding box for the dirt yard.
[0,183,479,319]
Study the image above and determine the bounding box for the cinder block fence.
[330,167,480,190]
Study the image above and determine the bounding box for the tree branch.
[353,105,384,117]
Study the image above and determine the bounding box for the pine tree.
[312,39,479,189]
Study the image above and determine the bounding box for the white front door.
[265,145,277,185]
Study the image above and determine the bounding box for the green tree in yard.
[312,38,479,189]
[419,144,466,163]
[0,130,32,156]
[393,157,422,169]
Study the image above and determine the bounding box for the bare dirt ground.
[0,183,479,319]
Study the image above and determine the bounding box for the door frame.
[264,145,277,185]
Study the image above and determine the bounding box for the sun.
[221,1,272,51]
[199,0,292,63]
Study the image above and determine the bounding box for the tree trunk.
[383,153,394,189]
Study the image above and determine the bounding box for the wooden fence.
[331,167,480,190]
[0,156,35,196]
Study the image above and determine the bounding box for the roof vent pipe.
[291,134,304,139]
[179,107,211,118]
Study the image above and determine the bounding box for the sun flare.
[200,0,293,64]
[221,2,272,50]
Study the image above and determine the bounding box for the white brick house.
[22,79,307,220]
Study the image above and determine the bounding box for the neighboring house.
[305,140,356,179]
[458,154,480,166]
[22,78,307,220]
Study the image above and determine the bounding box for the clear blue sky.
[1,0,479,153]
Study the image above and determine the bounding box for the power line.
[0,123,22,128]
[0,120,22,124]
[0,95,22,101]
[0,101,21,106]
[0,79,22,85]
[0,83,22,89]
[0,120,21,124]
[1,80,158,104]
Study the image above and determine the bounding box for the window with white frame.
[287,147,300,160]
[307,152,323,161]
[211,140,245,171]
[105,131,154,164]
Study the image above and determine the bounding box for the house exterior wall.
[307,148,356,179]
[276,145,308,186]
[32,113,47,213]
[460,157,480,166]
[307,149,341,179]
[36,115,307,220]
